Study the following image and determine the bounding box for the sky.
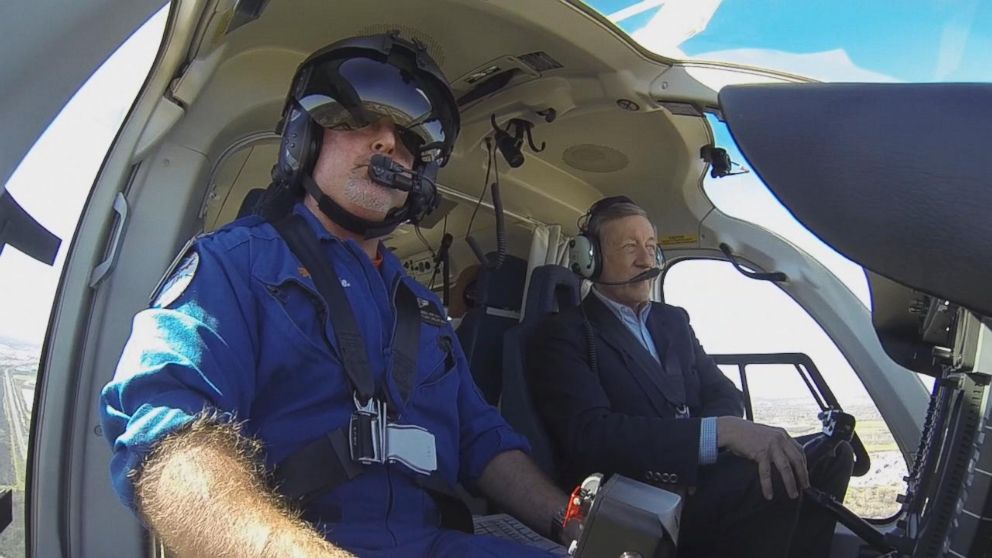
[0,7,168,344]
[0,1,989,406]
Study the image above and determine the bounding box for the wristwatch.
[550,503,567,543]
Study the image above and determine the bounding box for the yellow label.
[660,234,698,246]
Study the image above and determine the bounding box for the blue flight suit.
[101,203,556,557]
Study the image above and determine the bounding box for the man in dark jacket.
[528,196,853,558]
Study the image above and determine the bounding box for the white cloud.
[934,0,980,79]
[625,0,899,84]
[689,48,900,83]
[629,0,723,59]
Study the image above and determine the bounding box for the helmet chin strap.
[301,174,408,239]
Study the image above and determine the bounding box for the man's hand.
[716,417,810,500]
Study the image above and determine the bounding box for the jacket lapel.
[583,296,686,415]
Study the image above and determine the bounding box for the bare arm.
[476,450,568,542]
[134,417,354,558]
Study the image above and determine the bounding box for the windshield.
[584,0,992,307]
[586,0,992,83]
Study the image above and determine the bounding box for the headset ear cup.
[568,234,598,279]
[276,103,321,188]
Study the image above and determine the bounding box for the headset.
[267,33,459,238]
[568,196,664,283]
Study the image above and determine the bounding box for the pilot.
[100,34,570,557]
[528,196,854,558]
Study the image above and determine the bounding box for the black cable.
[489,142,506,269]
[580,306,599,375]
[465,141,495,266]
[465,141,494,238]
[414,225,435,258]
[429,215,448,290]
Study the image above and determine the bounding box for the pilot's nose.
[369,118,398,156]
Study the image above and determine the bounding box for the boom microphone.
[368,154,418,192]
[593,267,662,286]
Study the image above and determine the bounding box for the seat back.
[455,254,528,405]
[237,188,266,219]
[500,265,582,480]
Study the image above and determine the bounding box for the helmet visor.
[295,57,452,162]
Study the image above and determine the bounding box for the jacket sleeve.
[449,322,532,488]
[679,308,745,419]
[99,235,259,512]
[528,314,703,488]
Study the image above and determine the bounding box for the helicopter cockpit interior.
[2,1,990,557]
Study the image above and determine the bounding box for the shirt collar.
[591,287,652,324]
[292,201,405,277]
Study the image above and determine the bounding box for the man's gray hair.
[585,200,651,241]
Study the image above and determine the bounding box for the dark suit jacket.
[528,294,745,490]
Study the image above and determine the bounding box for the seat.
[455,254,528,405]
[500,265,582,480]
[236,188,266,219]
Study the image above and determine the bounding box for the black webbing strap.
[269,214,472,531]
[271,215,376,402]
[392,282,421,403]
[274,430,473,532]
[413,473,475,534]
[275,429,361,506]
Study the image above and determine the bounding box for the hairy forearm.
[477,450,567,539]
[134,416,354,558]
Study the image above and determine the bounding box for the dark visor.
[296,57,450,162]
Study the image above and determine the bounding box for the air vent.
[355,25,445,66]
[519,51,563,73]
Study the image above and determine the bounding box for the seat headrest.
[477,254,529,310]
[523,265,582,325]
[237,188,267,219]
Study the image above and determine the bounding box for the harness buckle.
[350,393,386,465]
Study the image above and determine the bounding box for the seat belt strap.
[269,214,472,531]
[392,281,421,403]
[272,428,473,532]
[271,215,376,402]
[274,428,361,506]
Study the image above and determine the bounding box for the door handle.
[89,192,129,287]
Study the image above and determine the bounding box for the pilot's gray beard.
[343,174,395,214]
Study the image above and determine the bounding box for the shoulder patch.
[152,251,199,309]
[149,237,200,308]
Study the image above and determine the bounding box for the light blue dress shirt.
[590,288,718,465]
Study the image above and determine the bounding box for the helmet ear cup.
[569,234,602,280]
[275,102,322,189]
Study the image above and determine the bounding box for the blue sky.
[592,0,992,83]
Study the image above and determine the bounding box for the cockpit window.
[0,6,168,553]
[702,114,872,308]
